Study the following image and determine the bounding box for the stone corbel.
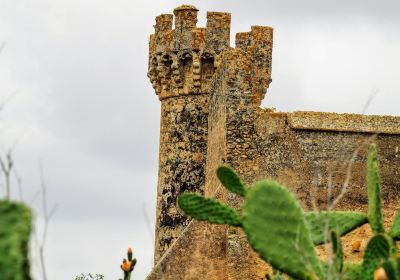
[192,52,201,88]
[148,55,161,95]
[171,53,182,88]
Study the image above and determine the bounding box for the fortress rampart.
[147,5,400,279]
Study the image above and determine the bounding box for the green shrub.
[0,200,32,280]
[74,273,104,280]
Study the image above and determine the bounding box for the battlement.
[148,5,272,102]
[148,5,231,100]
[235,26,274,105]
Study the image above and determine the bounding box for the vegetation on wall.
[179,144,400,280]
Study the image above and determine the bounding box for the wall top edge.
[287,111,400,135]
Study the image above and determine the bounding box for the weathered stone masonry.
[147,5,232,263]
[147,5,400,279]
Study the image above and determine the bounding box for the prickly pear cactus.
[330,231,343,275]
[178,143,400,280]
[361,234,392,280]
[389,209,400,240]
[305,211,368,245]
[0,200,32,280]
[216,166,247,197]
[120,247,137,280]
[178,193,242,226]
[381,259,397,280]
[242,180,323,280]
[367,144,385,234]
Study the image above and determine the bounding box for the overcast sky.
[0,0,399,279]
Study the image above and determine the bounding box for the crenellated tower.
[147,5,232,263]
[148,5,274,267]
[148,5,231,99]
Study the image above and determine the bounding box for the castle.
[146,5,400,279]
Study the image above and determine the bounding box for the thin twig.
[325,93,379,211]
[29,190,41,204]
[361,89,379,114]
[310,176,319,212]
[0,90,19,111]
[142,202,155,267]
[142,202,155,246]
[0,42,5,54]
[14,164,23,201]
[31,222,42,273]
[0,147,14,200]
[315,94,380,279]
[38,162,58,280]
[328,134,376,211]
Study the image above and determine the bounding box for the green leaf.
[367,144,385,234]
[178,193,242,226]
[216,166,247,197]
[361,234,392,280]
[242,180,323,280]
[305,211,368,245]
[390,208,400,240]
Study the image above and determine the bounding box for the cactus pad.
[216,166,247,197]
[390,208,400,241]
[361,234,392,280]
[381,259,397,280]
[305,211,368,245]
[242,180,323,280]
[178,193,242,226]
[330,230,343,274]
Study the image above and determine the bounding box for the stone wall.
[155,95,209,262]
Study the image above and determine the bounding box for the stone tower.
[147,5,232,263]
